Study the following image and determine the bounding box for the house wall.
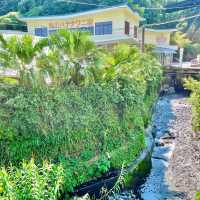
[26,8,140,38]
[144,31,171,46]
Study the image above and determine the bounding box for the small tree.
[171,31,191,66]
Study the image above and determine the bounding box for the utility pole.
[141,26,145,53]
[179,47,184,67]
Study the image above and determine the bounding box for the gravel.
[110,94,200,200]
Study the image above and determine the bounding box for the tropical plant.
[0,34,48,87]
[195,192,200,200]
[37,29,102,87]
[0,159,64,200]
[0,30,162,195]
[0,12,27,32]
[171,31,191,48]
[184,78,200,132]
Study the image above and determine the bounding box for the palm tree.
[171,31,191,66]
[43,29,100,87]
[0,34,48,87]
[171,31,191,49]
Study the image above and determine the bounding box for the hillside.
[166,0,200,42]
[0,0,199,42]
[0,0,179,22]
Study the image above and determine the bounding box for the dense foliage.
[0,159,64,200]
[166,0,200,42]
[0,30,162,198]
[0,0,199,43]
[1,0,199,40]
[185,78,200,132]
[0,0,179,24]
[0,12,27,32]
[195,192,200,200]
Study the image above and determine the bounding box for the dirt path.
[140,94,200,200]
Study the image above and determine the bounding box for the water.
[110,94,190,200]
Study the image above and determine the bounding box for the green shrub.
[0,31,162,194]
[0,159,64,200]
[0,12,27,32]
[195,192,200,200]
[185,78,200,132]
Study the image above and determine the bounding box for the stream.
[109,94,200,200]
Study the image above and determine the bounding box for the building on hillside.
[21,4,143,45]
[21,4,177,66]
[142,28,178,66]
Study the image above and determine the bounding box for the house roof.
[154,45,178,54]
[20,4,144,22]
[145,28,177,33]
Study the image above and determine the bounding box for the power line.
[0,1,199,29]
[57,0,108,7]
[58,0,200,11]
[0,22,27,27]
[144,13,200,27]
[145,4,200,10]
[1,13,200,29]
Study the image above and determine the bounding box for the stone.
[74,194,90,200]
[155,139,165,147]
[166,87,175,95]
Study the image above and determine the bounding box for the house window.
[70,26,94,35]
[134,26,138,38]
[35,27,48,37]
[80,26,94,35]
[49,29,58,35]
[125,21,130,35]
[95,21,112,35]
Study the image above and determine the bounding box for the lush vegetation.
[0,159,64,200]
[168,0,200,43]
[185,78,200,132]
[0,30,162,198]
[195,192,200,200]
[0,12,27,32]
[0,0,175,17]
[1,0,199,44]
[0,0,198,41]
[0,1,181,25]
[170,31,200,61]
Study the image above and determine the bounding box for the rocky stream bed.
[109,94,200,200]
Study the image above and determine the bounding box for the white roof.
[0,30,27,36]
[145,28,177,33]
[20,4,144,22]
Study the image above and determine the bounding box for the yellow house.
[21,4,143,45]
[140,28,178,65]
[21,4,177,65]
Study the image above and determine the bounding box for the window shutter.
[134,26,138,38]
[125,21,130,35]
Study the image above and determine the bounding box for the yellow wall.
[26,8,140,37]
[144,30,171,46]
